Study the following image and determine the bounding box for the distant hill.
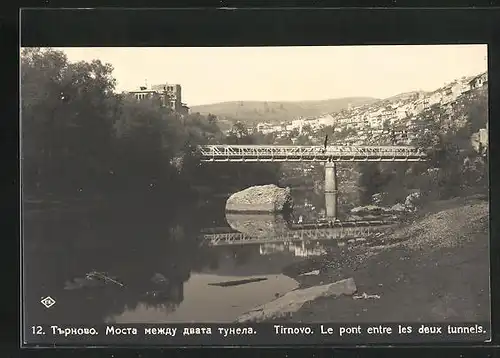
[190,97,379,130]
[385,91,427,102]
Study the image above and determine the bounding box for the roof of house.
[469,72,488,84]
[128,89,158,94]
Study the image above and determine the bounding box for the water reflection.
[225,213,290,237]
[112,273,298,323]
[23,190,398,325]
[23,204,201,325]
[259,242,327,257]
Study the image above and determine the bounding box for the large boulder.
[236,278,357,323]
[225,185,293,213]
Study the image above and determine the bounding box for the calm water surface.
[23,190,396,324]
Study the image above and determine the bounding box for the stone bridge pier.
[324,161,338,220]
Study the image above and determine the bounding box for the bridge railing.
[200,219,396,235]
[198,145,428,162]
[203,224,396,246]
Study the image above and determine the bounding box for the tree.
[21,47,222,201]
[21,47,118,197]
[20,48,284,203]
[466,91,488,133]
[225,122,252,144]
[296,134,313,146]
[302,124,312,134]
[207,113,217,125]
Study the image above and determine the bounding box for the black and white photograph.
[21,45,490,330]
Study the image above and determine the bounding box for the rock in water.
[371,192,387,205]
[226,184,293,213]
[235,278,357,323]
[405,191,422,210]
[350,205,384,214]
[390,203,408,212]
[151,273,168,285]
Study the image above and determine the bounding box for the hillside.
[385,91,427,102]
[190,97,379,130]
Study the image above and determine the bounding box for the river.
[23,188,399,325]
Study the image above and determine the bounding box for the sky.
[55,45,488,106]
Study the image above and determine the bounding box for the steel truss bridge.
[201,220,396,246]
[198,145,428,163]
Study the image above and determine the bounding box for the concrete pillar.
[324,161,338,220]
[325,192,338,220]
[324,161,338,193]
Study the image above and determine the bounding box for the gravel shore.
[277,195,490,323]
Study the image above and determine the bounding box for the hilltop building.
[256,122,274,134]
[129,86,157,100]
[469,72,488,91]
[127,83,189,115]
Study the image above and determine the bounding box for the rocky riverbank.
[267,194,490,323]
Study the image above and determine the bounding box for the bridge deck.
[198,145,428,162]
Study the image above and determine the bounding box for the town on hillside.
[246,71,488,150]
[126,72,488,154]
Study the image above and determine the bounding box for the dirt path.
[279,195,490,323]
